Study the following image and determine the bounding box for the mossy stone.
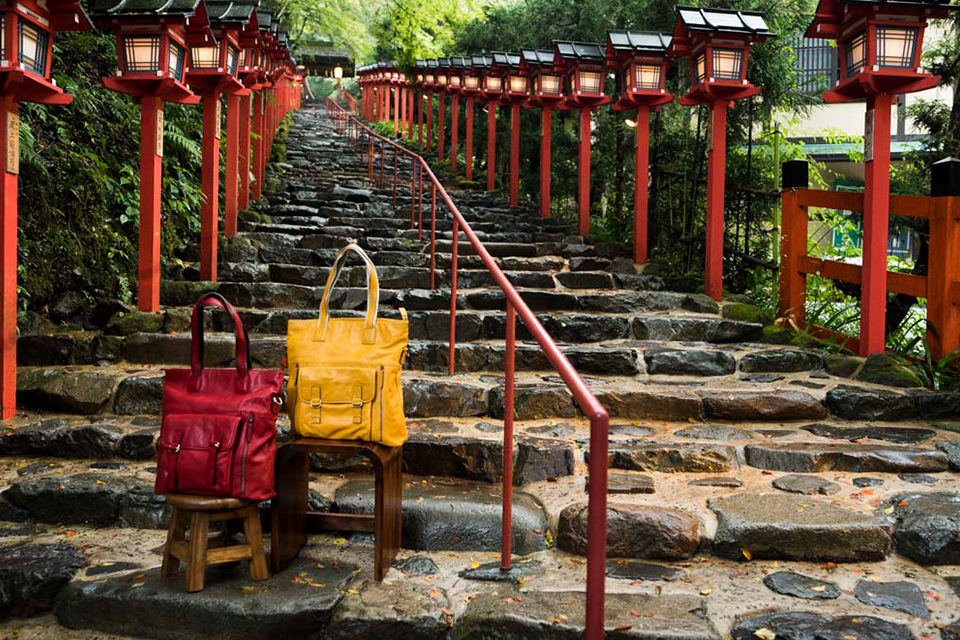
[824,354,861,378]
[105,311,164,336]
[721,302,771,325]
[856,353,924,388]
[761,325,794,345]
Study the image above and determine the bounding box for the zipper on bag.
[211,436,221,486]
[241,414,253,495]
[378,365,385,443]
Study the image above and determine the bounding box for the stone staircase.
[1,103,959,639]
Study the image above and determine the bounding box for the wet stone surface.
[882,492,960,565]
[392,555,439,576]
[587,471,655,494]
[854,580,930,619]
[458,560,543,583]
[688,477,743,488]
[0,542,86,618]
[605,559,681,582]
[558,501,699,560]
[801,423,936,444]
[732,612,913,640]
[324,579,451,640]
[762,571,840,599]
[772,474,841,495]
[854,477,886,488]
[674,424,754,440]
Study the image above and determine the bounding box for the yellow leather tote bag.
[286,243,408,446]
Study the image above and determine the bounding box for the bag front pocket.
[157,413,244,496]
[294,364,382,441]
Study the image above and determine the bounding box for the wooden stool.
[161,494,268,592]
[270,438,402,581]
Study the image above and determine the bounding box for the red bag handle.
[189,292,251,392]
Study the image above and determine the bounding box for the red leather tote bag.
[155,292,284,501]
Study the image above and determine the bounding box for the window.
[191,46,220,69]
[711,47,743,80]
[877,26,918,69]
[464,75,479,88]
[168,41,185,80]
[484,75,501,91]
[18,18,48,76]
[844,30,866,77]
[122,35,160,72]
[634,63,661,90]
[578,69,602,94]
[509,75,527,93]
[540,73,560,95]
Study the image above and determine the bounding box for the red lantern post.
[93,0,213,312]
[186,10,247,282]
[236,11,266,214]
[521,49,566,219]
[0,0,91,418]
[492,52,527,208]
[606,31,674,264]
[251,13,277,201]
[436,58,449,161]
[806,0,956,355]
[474,55,499,192]
[555,41,611,237]
[669,7,773,301]
[447,57,468,175]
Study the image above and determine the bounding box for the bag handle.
[316,243,379,344]
[189,292,251,392]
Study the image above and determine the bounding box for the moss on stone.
[721,302,773,325]
[760,325,795,345]
[824,354,862,378]
[855,353,925,388]
[105,311,164,336]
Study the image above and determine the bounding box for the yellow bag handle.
[316,243,380,343]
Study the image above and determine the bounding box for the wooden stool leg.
[373,449,402,581]
[243,506,269,582]
[186,511,210,593]
[270,446,309,574]
[162,506,185,577]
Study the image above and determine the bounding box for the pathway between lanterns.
[1,102,959,640]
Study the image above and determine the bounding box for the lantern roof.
[606,30,671,66]
[471,55,493,69]
[205,1,255,24]
[426,59,439,69]
[449,56,470,69]
[519,49,555,71]
[415,60,427,68]
[491,51,521,71]
[89,0,214,43]
[257,10,273,29]
[805,0,957,38]
[48,0,94,32]
[673,6,773,36]
[436,57,451,70]
[554,41,606,71]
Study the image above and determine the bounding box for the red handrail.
[325,97,611,639]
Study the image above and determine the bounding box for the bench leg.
[243,506,269,582]
[161,506,185,577]
[270,446,309,574]
[374,449,402,581]
[186,511,209,593]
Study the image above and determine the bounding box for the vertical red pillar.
[0,96,18,419]
[450,96,459,175]
[393,84,400,135]
[200,89,221,282]
[487,103,496,192]
[417,91,424,146]
[252,90,264,200]
[465,97,474,181]
[633,106,651,264]
[224,92,241,237]
[239,92,252,212]
[437,94,445,160]
[860,93,893,355]
[578,107,591,236]
[137,95,163,312]
[509,102,520,207]
[540,106,552,219]
[408,88,415,140]
[704,100,727,301]
[426,93,433,150]
[401,87,407,135]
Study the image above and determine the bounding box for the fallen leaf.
[613,625,633,632]
[64,530,77,538]
[700,588,712,596]
[334,538,347,546]
[754,628,776,640]
[742,549,752,561]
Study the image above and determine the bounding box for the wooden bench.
[161,494,268,592]
[270,438,402,581]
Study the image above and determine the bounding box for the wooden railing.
[778,158,960,358]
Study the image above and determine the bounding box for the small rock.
[49,291,88,324]
[675,424,753,440]
[762,571,840,599]
[558,501,699,559]
[85,561,141,577]
[689,477,743,488]
[802,423,935,444]
[883,492,960,564]
[937,442,960,471]
[88,461,127,471]
[854,580,930,619]
[0,543,86,617]
[609,425,654,438]
[772,474,840,495]
[606,559,681,581]
[524,423,575,438]
[733,612,912,640]
[16,461,63,476]
[586,471,654,494]
[740,373,786,383]
[854,477,885,488]
[739,349,823,373]
[856,353,924,388]
[899,473,938,485]
[393,555,438,576]
[459,560,542,583]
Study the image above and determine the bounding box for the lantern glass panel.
[122,35,160,72]
[191,46,220,69]
[485,75,501,91]
[509,74,527,93]
[426,73,435,84]
[335,66,343,79]
[465,74,478,88]
[226,44,238,75]
[540,73,560,95]
[416,73,424,82]
[0,15,4,60]
[450,74,461,87]
[711,48,743,80]
[694,52,706,83]
[17,18,47,76]
[578,69,602,94]
[633,62,661,90]
[438,73,447,86]
[844,30,866,77]
[877,26,918,68]
[168,40,185,80]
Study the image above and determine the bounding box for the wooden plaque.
[156,108,164,157]
[6,112,19,175]
[216,100,222,139]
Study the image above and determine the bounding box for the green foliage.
[17,32,204,309]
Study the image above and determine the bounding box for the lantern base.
[102,77,199,105]
[186,73,245,95]
[0,69,73,105]
[611,92,673,112]
[678,81,759,106]
[525,96,568,110]
[562,95,612,109]
[823,70,941,103]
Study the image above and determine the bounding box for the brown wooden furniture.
[270,438,402,581]
[161,494,269,592]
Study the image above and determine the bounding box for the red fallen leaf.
[613,625,633,632]
[631,611,641,618]
[820,562,837,571]
[898,500,909,507]
[927,591,941,601]
[761,470,773,475]
[64,530,77,538]
[860,490,874,496]
[441,608,454,616]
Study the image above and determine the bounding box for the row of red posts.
[357,0,957,359]
[0,0,304,419]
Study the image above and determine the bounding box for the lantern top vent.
[491,51,521,71]
[449,56,469,69]
[606,31,671,54]
[471,55,493,69]
[674,6,773,36]
[519,48,555,70]
[554,41,606,72]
